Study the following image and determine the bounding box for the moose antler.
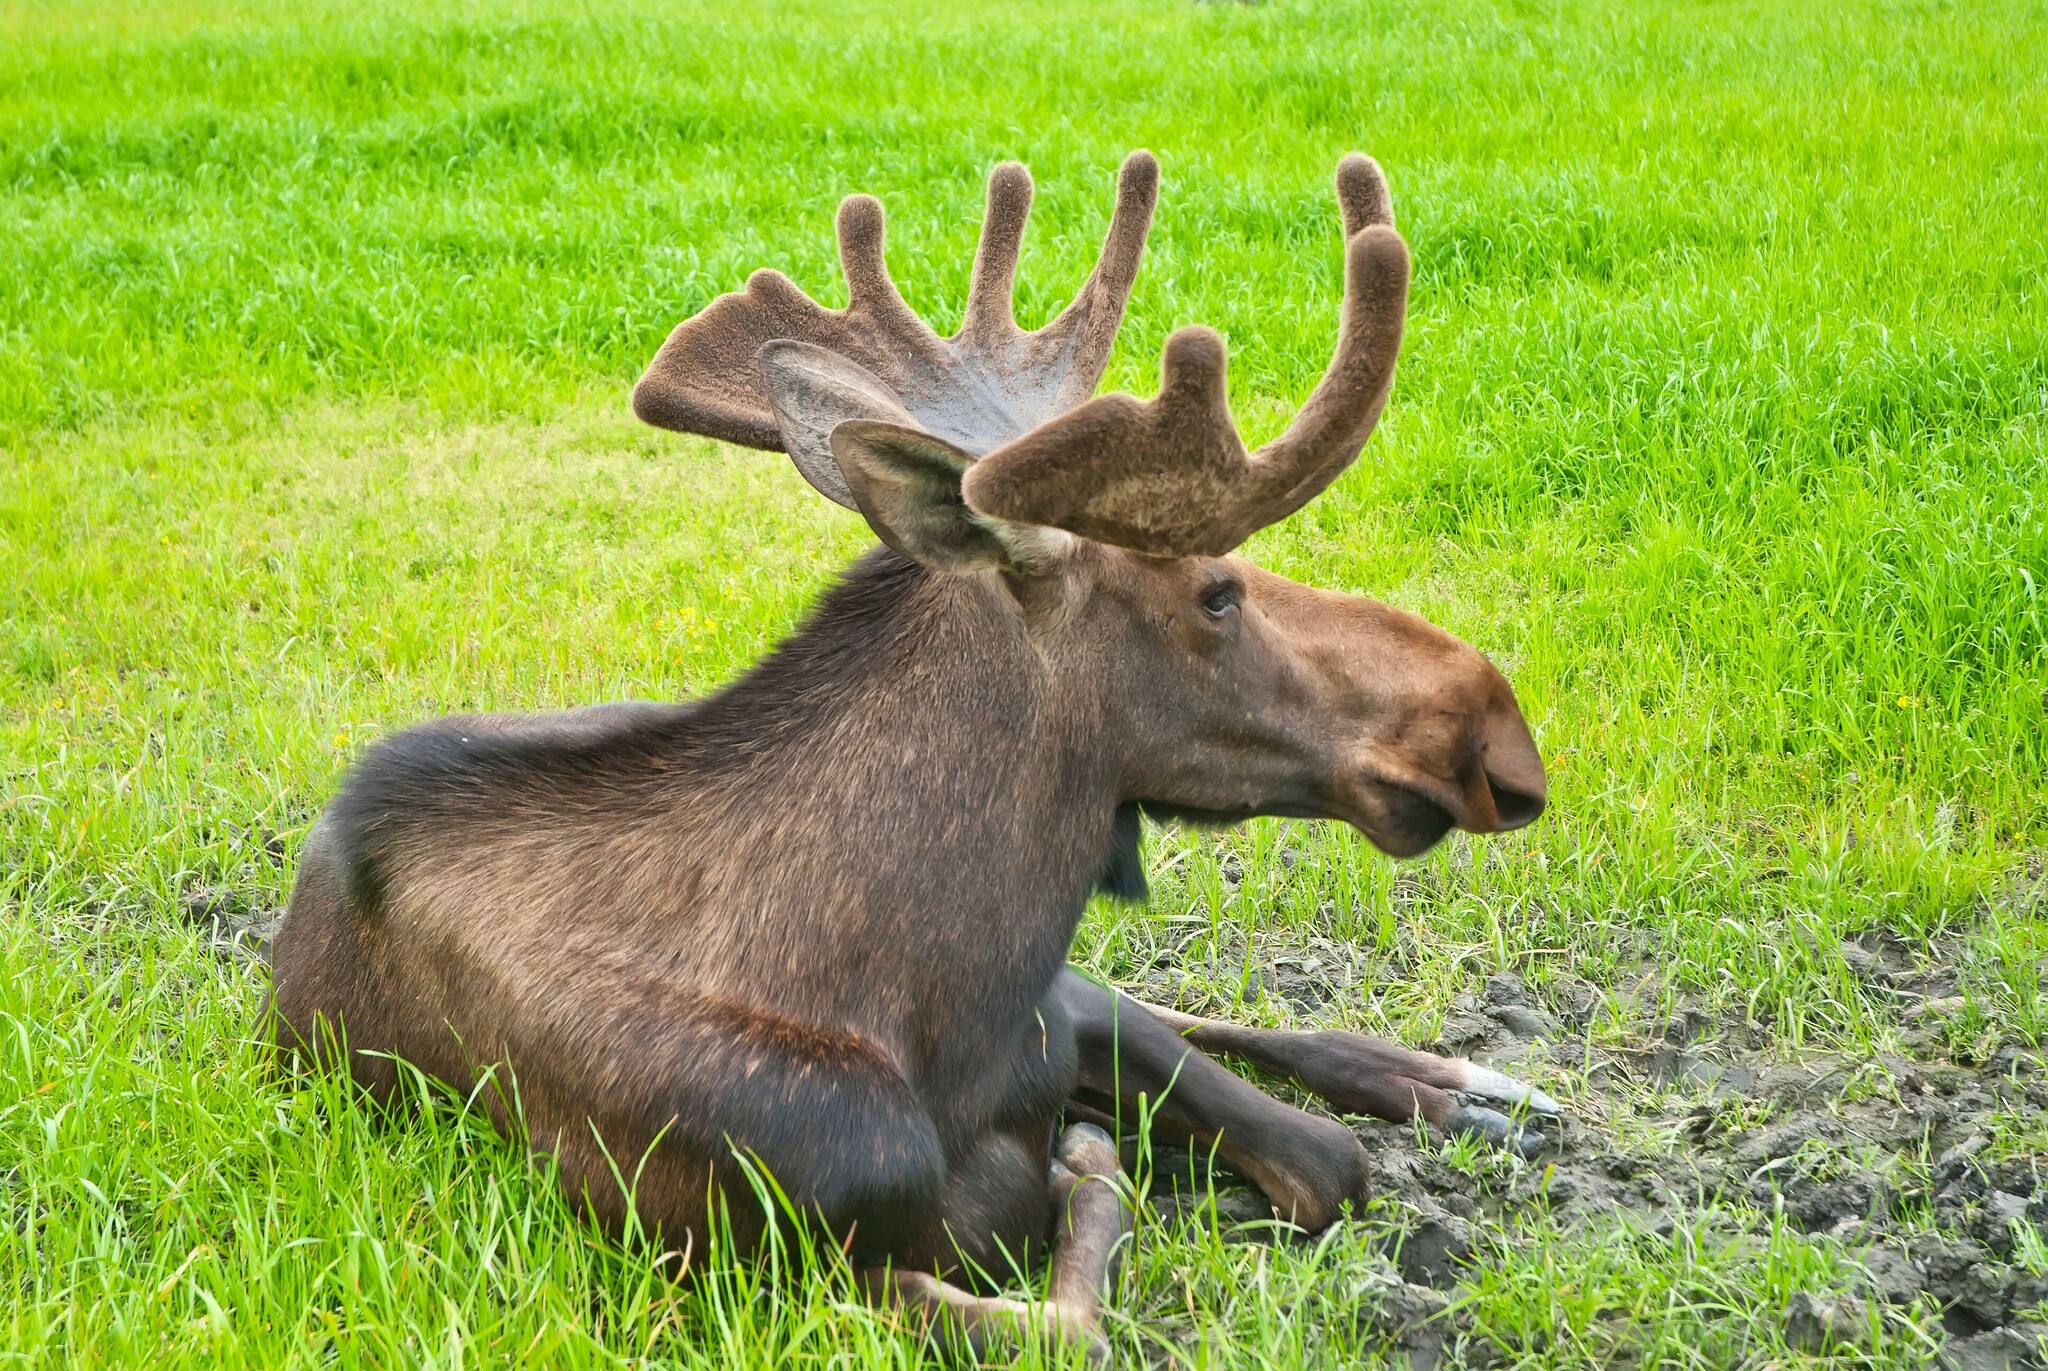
[634,152,1408,557]
[633,153,1160,508]
[962,155,1407,556]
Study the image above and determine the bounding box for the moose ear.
[828,420,1054,572]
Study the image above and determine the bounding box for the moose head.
[633,151,1544,859]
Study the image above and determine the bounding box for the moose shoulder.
[268,152,1550,1360]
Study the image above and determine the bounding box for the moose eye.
[1200,582,1241,619]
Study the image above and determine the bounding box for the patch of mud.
[1137,952,2048,1364]
[179,821,291,966]
[181,884,280,965]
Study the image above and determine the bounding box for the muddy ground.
[1136,938,2048,1369]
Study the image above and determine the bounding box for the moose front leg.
[1057,970,1371,1230]
[1133,999,1560,1153]
[867,1124,1131,1367]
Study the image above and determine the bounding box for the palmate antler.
[633,154,1159,508]
[634,153,1408,557]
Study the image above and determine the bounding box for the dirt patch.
[1141,955,2048,1365]
[182,883,282,966]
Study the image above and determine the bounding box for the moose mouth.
[1152,785,1463,859]
[1367,784,1459,857]
[1363,770,1547,856]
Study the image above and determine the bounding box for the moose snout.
[1350,697,1545,854]
[1314,602,1548,851]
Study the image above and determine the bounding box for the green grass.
[2,0,2045,1363]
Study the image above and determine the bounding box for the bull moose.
[268,150,1553,1360]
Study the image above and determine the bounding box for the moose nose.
[1485,766,1545,830]
[1472,702,1546,833]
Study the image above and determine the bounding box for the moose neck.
[680,548,1124,1040]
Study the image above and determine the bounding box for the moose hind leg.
[1044,1122,1132,1337]
[1137,999,1560,1153]
[868,1124,1131,1367]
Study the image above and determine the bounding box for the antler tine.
[959,162,1033,344]
[1334,150,1395,238]
[1040,151,1159,408]
[963,154,1410,557]
[631,188,947,479]
[835,193,930,331]
[1243,157,1407,522]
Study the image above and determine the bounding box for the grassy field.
[3,0,2046,1364]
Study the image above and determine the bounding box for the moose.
[268,150,1553,1360]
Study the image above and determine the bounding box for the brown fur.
[269,153,1550,1349]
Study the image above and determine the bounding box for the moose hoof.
[1444,1103,1550,1157]
[1055,1121,1121,1178]
[1454,1062,1562,1116]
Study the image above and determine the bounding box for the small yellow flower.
[332,733,349,748]
[1897,695,1919,709]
